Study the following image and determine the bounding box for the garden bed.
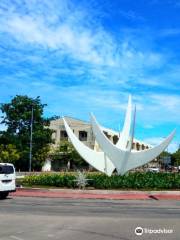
[18,172,180,190]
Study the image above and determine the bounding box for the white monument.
[63,96,175,175]
[63,95,132,176]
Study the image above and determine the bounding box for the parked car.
[0,163,16,199]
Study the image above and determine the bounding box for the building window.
[52,131,57,140]
[113,135,119,144]
[103,131,111,139]
[60,130,68,140]
[79,131,87,141]
[136,143,140,151]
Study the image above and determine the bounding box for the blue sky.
[0,0,179,152]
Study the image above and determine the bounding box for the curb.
[10,188,180,200]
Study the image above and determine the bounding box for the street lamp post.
[29,106,33,172]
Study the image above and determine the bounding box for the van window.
[0,165,14,174]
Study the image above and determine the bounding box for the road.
[0,196,179,240]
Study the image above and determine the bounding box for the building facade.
[50,116,151,151]
[43,116,158,171]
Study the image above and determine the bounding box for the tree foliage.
[0,95,54,170]
[159,151,171,158]
[0,144,20,164]
[172,148,180,166]
[52,140,88,169]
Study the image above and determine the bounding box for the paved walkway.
[10,188,180,200]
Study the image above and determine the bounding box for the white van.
[0,163,16,199]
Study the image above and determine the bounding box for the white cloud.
[133,93,180,125]
[0,0,179,143]
[150,94,180,111]
[0,1,117,66]
[0,0,165,75]
[143,137,178,153]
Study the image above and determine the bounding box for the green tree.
[33,146,51,170]
[52,140,88,170]
[172,148,180,166]
[159,151,171,158]
[0,95,54,171]
[0,144,20,164]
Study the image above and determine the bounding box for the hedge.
[20,172,180,190]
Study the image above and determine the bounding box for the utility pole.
[29,106,33,172]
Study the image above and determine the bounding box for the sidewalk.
[10,188,180,200]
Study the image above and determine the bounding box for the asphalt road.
[0,197,179,240]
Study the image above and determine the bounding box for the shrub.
[21,172,180,190]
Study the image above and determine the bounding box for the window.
[0,165,14,174]
[60,130,68,140]
[113,135,119,144]
[103,131,111,139]
[79,131,87,141]
[52,131,57,140]
[136,143,140,151]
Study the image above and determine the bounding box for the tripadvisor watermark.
[135,226,173,236]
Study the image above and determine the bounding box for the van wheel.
[0,192,9,199]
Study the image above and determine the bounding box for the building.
[50,116,151,151]
[50,116,94,149]
[43,116,158,171]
